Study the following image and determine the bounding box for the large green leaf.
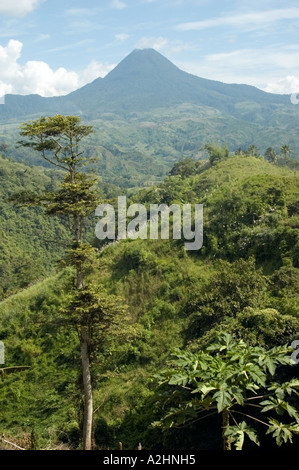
[224,422,260,450]
[213,386,232,412]
[261,397,299,419]
[266,419,299,446]
[269,379,299,399]
[192,383,216,397]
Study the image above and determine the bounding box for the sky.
[1,0,299,98]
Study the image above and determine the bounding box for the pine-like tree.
[15,115,100,449]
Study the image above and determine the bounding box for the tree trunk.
[77,264,93,450]
[80,324,93,450]
[75,207,93,450]
[222,409,231,451]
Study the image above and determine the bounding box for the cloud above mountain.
[176,7,299,32]
[0,40,115,98]
[0,0,43,17]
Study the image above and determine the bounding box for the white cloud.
[177,44,299,93]
[66,8,97,17]
[0,0,43,17]
[0,39,23,77]
[264,76,299,94]
[176,7,299,32]
[116,33,130,41]
[21,62,79,96]
[111,0,127,9]
[135,36,191,54]
[80,60,116,84]
[204,45,299,71]
[0,39,115,98]
[46,39,94,55]
[136,36,169,51]
[34,33,51,43]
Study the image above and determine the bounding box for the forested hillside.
[1,152,299,450]
[0,155,69,298]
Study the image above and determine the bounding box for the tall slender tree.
[16,115,100,449]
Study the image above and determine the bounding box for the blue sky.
[1,0,299,97]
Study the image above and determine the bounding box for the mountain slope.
[86,48,290,114]
[0,48,294,122]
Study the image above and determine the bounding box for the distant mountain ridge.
[0,48,293,122]
[2,48,299,175]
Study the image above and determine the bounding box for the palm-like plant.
[153,334,299,450]
[280,144,291,160]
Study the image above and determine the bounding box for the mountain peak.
[104,47,180,83]
[0,48,290,122]
[112,47,176,63]
[127,48,165,57]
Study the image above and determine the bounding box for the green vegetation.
[153,333,299,450]
[0,154,69,298]
[2,106,299,188]
[0,147,120,299]
[0,116,299,450]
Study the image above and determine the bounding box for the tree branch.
[233,410,269,428]
[41,153,69,171]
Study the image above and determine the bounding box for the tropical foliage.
[153,333,299,450]
[0,116,299,450]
